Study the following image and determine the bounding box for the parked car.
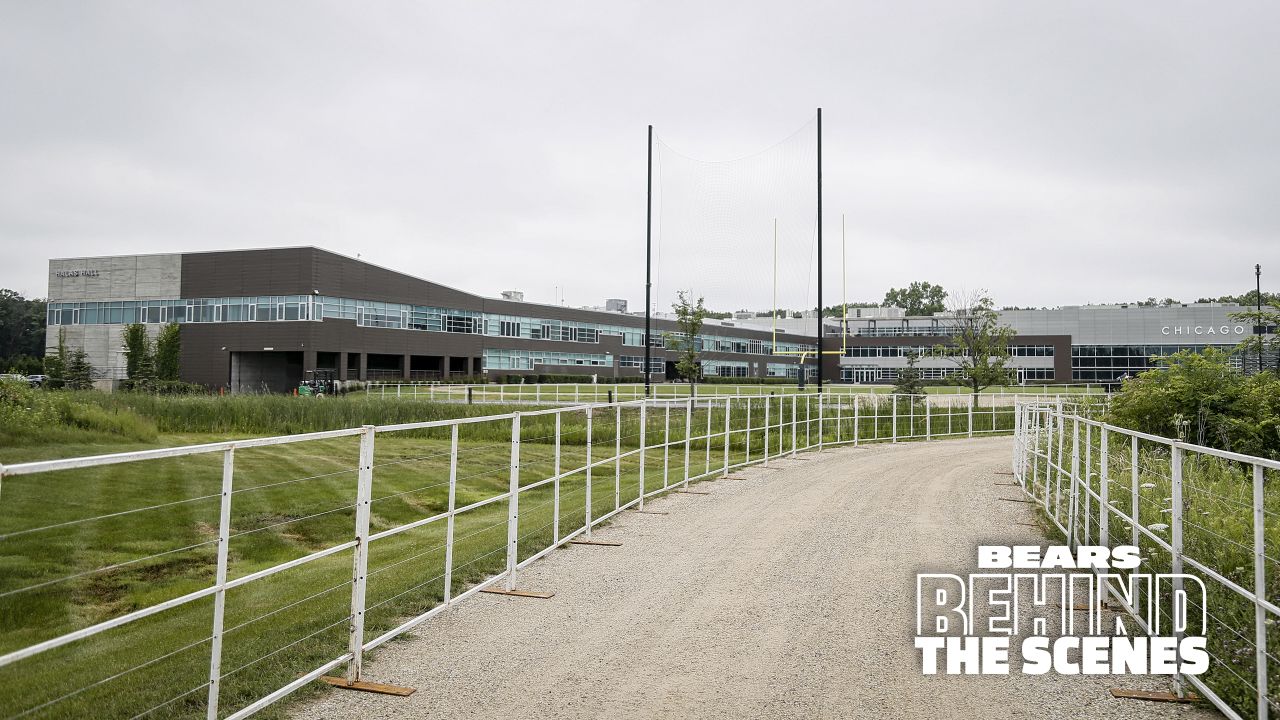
[0,373,28,385]
[27,374,48,388]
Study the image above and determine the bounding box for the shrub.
[0,380,157,444]
[1106,348,1280,459]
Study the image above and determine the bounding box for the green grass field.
[0,393,1018,719]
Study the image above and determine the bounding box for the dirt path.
[294,437,1217,720]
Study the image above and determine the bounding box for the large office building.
[44,248,1263,391]
[830,303,1257,384]
[45,248,818,392]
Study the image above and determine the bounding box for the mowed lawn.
[0,395,1014,719]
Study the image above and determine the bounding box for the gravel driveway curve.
[293,436,1218,720]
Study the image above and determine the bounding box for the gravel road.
[293,437,1218,720]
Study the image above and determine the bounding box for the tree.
[0,289,47,370]
[121,323,155,386]
[64,347,94,390]
[892,351,926,397]
[1229,301,1280,374]
[44,327,67,388]
[154,323,181,381]
[667,290,707,388]
[821,302,879,317]
[939,291,1015,395]
[1197,290,1280,306]
[883,282,947,316]
[1107,348,1280,458]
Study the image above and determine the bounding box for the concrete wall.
[48,254,181,302]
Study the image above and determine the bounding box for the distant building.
[831,303,1254,384]
[605,298,628,313]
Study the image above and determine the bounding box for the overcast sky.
[1,1,1276,311]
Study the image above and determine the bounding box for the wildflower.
[1149,523,1169,532]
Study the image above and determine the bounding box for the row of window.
[839,366,1055,382]
[619,356,666,372]
[843,344,1054,359]
[851,326,959,337]
[481,349,613,371]
[702,361,750,378]
[1069,344,1242,381]
[48,296,815,357]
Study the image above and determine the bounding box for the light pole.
[1256,264,1263,374]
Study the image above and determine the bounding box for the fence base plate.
[632,510,669,515]
[479,587,555,599]
[318,677,417,696]
[998,497,1035,504]
[674,490,712,495]
[1109,689,1200,703]
[568,539,623,547]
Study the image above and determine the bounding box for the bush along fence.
[0,392,1050,720]
[1013,400,1280,720]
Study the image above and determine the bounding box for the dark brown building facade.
[46,248,818,392]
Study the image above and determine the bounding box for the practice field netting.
[651,116,819,322]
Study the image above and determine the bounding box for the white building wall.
[46,254,182,378]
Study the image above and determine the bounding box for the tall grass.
[1027,420,1280,719]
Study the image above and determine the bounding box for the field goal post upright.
[645,124,654,398]
[816,106,823,390]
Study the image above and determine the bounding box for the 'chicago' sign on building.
[1161,325,1246,336]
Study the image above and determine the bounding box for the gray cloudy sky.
[1,1,1277,311]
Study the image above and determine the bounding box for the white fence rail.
[1013,401,1280,720]
[367,382,1104,404]
[0,392,1056,719]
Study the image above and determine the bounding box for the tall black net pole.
[645,124,654,397]
[816,108,824,389]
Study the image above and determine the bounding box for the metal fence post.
[1055,408,1066,522]
[892,396,898,444]
[805,395,811,449]
[1067,417,1080,548]
[967,394,974,439]
[1098,425,1109,609]
[505,414,522,591]
[638,403,647,508]
[763,395,771,466]
[836,395,842,444]
[551,415,560,545]
[1131,435,1139,549]
[444,425,459,601]
[1084,424,1093,544]
[745,398,752,463]
[817,393,824,451]
[683,398,693,487]
[663,403,670,489]
[790,395,797,457]
[1171,444,1185,697]
[346,425,375,683]
[722,398,732,475]
[925,398,931,441]
[705,398,712,475]
[853,395,859,446]
[614,404,622,511]
[585,407,593,537]
[1254,462,1269,720]
[206,447,235,719]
